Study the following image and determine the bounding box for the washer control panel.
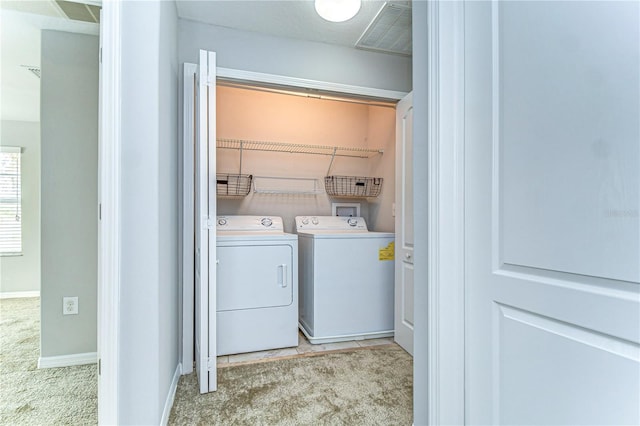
[216,215,284,232]
[295,216,368,232]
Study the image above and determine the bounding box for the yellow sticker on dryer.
[379,241,395,261]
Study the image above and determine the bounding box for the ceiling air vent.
[54,0,100,23]
[355,2,412,57]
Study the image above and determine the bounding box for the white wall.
[367,106,396,232]
[216,86,396,232]
[158,0,180,418]
[0,120,40,294]
[40,30,98,357]
[119,1,179,424]
[178,19,412,93]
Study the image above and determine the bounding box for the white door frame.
[97,0,121,424]
[180,69,407,377]
[181,63,197,375]
[215,68,408,101]
[413,1,466,425]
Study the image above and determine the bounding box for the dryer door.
[217,244,294,311]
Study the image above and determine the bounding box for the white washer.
[295,216,395,344]
[216,215,298,356]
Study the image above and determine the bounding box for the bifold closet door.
[194,49,217,394]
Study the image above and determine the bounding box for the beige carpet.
[0,297,97,425]
[169,345,413,425]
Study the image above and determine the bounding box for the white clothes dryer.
[295,216,395,344]
[216,216,298,355]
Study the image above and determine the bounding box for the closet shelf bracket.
[326,147,338,176]
[238,140,244,175]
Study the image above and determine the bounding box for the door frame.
[215,68,408,101]
[97,0,121,424]
[180,68,407,378]
[181,63,197,375]
[412,1,466,425]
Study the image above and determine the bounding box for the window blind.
[0,147,22,255]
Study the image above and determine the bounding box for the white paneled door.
[464,2,639,424]
[395,92,414,355]
[195,50,217,394]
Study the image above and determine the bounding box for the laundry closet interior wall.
[216,85,396,232]
[177,17,411,232]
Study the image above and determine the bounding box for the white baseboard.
[161,363,182,426]
[38,351,97,368]
[181,361,194,375]
[0,290,40,299]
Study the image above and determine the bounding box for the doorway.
[181,66,410,387]
[0,4,100,424]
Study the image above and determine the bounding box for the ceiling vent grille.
[355,2,411,57]
[54,0,100,23]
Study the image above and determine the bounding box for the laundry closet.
[181,26,412,393]
[215,84,397,233]
[212,82,399,351]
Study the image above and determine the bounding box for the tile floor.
[217,331,396,367]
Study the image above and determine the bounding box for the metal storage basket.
[324,175,383,198]
[216,174,252,197]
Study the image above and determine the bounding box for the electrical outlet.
[63,297,78,315]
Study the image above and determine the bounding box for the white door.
[195,50,217,393]
[465,2,639,424]
[395,92,414,355]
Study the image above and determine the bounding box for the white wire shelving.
[216,138,383,175]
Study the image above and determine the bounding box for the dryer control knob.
[261,217,273,227]
[217,218,227,226]
[301,218,309,225]
[311,217,319,225]
[348,218,358,227]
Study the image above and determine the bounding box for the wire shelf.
[216,174,252,197]
[217,138,383,158]
[324,175,383,198]
[218,138,384,175]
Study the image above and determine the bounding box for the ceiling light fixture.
[315,0,361,23]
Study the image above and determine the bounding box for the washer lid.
[216,215,284,232]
